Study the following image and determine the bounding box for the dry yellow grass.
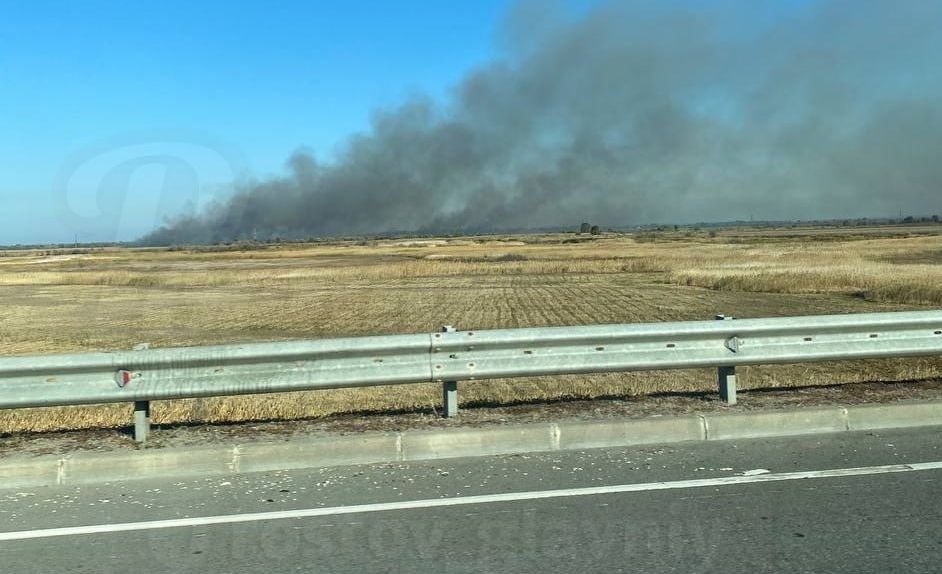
[2,228,942,434]
[664,238,942,305]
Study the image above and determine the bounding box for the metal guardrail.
[2,310,941,442]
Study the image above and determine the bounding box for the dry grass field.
[2,225,942,434]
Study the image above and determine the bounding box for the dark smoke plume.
[141,0,942,245]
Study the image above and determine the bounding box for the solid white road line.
[2,460,941,542]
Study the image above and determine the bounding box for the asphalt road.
[2,426,942,573]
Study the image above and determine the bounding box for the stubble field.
[2,225,942,434]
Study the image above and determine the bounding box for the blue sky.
[0,0,841,245]
[0,0,514,244]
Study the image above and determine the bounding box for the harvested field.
[2,226,942,434]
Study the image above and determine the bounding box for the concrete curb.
[847,401,942,431]
[702,407,849,441]
[3,400,941,489]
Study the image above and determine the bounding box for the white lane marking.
[2,460,941,542]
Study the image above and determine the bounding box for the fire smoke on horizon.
[141,0,942,245]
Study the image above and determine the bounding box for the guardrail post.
[134,401,151,443]
[441,325,458,418]
[716,315,737,405]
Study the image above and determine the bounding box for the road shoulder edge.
[3,400,941,488]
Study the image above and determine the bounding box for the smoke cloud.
[142,0,942,245]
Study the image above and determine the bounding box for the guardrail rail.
[2,310,940,442]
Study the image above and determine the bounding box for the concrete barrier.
[847,401,942,431]
[401,424,557,461]
[3,400,941,489]
[703,407,848,440]
[64,445,236,485]
[237,433,401,474]
[0,457,62,490]
[556,417,704,450]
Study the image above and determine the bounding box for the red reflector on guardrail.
[115,369,132,388]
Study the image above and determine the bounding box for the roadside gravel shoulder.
[3,378,942,459]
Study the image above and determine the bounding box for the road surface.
[2,426,942,573]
